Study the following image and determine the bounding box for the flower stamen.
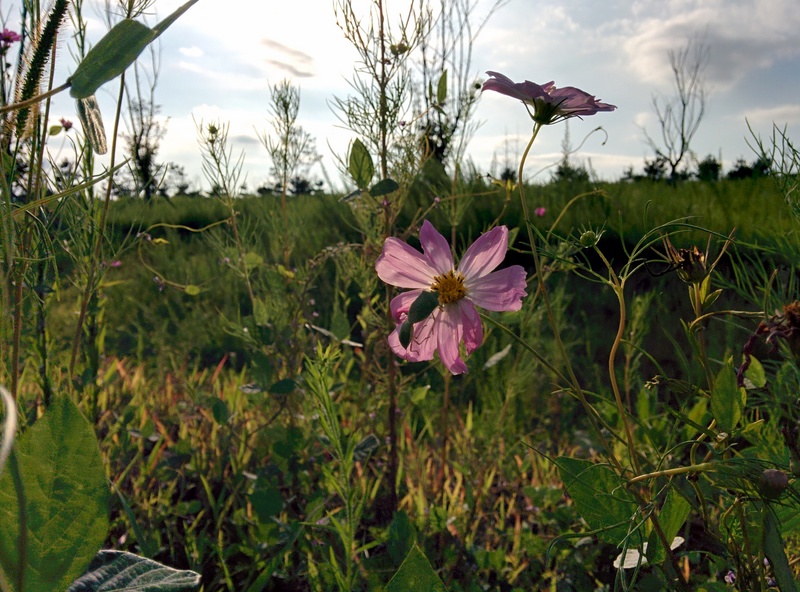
[432,270,467,305]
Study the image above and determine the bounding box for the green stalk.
[516,125,621,473]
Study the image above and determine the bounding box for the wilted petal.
[459,300,483,354]
[376,237,439,289]
[482,71,548,103]
[435,307,467,374]
[458,225,508,280]
[466,266,527,311]
[419,220,454,274]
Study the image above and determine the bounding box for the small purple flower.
[109,260,121,268]
[724,571,736,585]
[482,71,616,125]
[59,118,73,131]
[433,196,441,208]
[534,206,546,217]
[0,29,21,49]
[153,276,165,292]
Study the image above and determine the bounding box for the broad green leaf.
[763,508,798,592]
[647,488,690,564]
[744,356,766,389]
[243,252,264,270]
[76,96,107,155]
[348,138,374,190]
[436,70,448,104]
[253,297,268,327]
[410,386,430,404]
[66,550,201,592]
[268,378,296,396]
[369,178,399,197]
[555,457,638,545]
[150,0,201,39]
[250,487,283,522]
[386,545,446,592]
[69,20,155,99]
[711,362,745,433]
[387,511,417,566]
[210,398,229,424]
[0,396,109,592]
[69,0,200,99]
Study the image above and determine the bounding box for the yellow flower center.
[431,270,467,305]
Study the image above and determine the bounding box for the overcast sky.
[41,0,800,191]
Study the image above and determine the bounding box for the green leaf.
[210,398,229,425]
[348,138,374,190]
[0,396,109,592]
[243,252,264,270]
[386,545,446,592]
[69,19,155,99]
[184,284,201,297]
[763,508,798,592]
[250,487,283,522]
[646,488,690,564]
[387,511,417,567]
[69,0,200,99]
[711,362,745,433]
[150,0,201,39]
[66,550,201,592]
[744,356,766,389]
[268,378,296,396]
[554,457,638,545]
[253,297,268,327]
[437,70,448,104]
[369,178,399,197]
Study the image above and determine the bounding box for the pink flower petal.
[482,71,616,124]
[419,220,454,274]
[376,237,439,289]
[435,307,467,374]
[458,226,508,280]
[466,266,527,312]
[389,290,422,323]
[388,314,437,362]
[458,300,483,354]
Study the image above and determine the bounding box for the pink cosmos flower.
[482,71,616,125]
[376,221,527,374]
[0,29,21,49]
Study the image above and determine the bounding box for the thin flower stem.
[0,80,70,114]
[69,72,126,379]
[517,125,622,474]
[626,462,716,485]
[593,246,640,475]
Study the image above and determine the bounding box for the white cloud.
[179,46,203,58]
[740,104,800,127]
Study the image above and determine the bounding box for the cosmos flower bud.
[758,469,789,499]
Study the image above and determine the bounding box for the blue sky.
[41,0,800,191]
